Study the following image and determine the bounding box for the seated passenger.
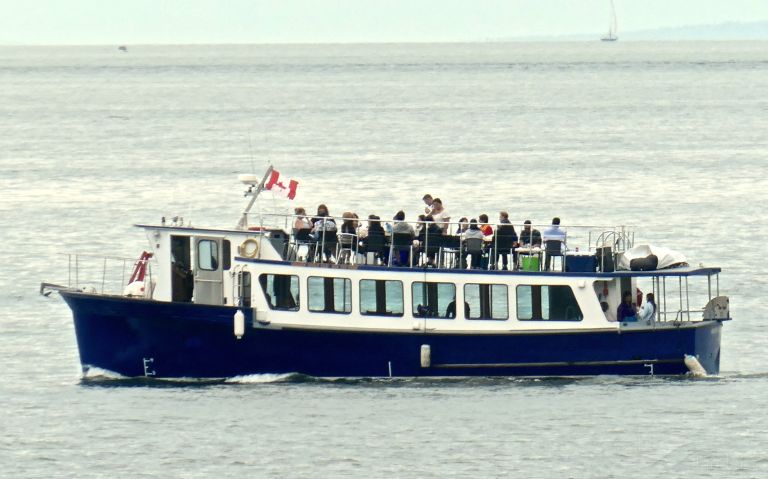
[617,291,638,322]
[637,293,657,322]
[462,219,485,269]
[455,217,468,236]
[367,215,385,237]
[479,214,493,236]
[293,207,312,230]
[390,210,415,266]
[392,210,415,236]
[310,204,337,261]
[445,299,471,319]
[520,220,542,247]
[542,217,566,244]
[417,215,443,267]
[415,214,427,235]
[337,212,358,264]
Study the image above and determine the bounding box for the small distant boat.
[601,0,618,42]
[118,45,128,52]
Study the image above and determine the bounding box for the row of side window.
[258,274,583,321]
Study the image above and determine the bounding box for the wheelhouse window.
[464,283,508,320]
[308,277,352,314]
[360,279,404,317]
[412,282,457,319]
[259,274,299,311]
[222,240,231,270]
[238,271,251,308]
[197,240,219,271]
[517,285,583,321]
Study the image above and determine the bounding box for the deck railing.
[58,253,154,297]
[258,212,633,271]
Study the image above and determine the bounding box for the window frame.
[516,284,583,322]
[197,239,219,271]
[307,276,353,315]
[411,281,457,320]
[258,273,300,311]
[464,283,509,321]
[359,279,405,317]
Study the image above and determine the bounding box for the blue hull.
[61,292,722,378]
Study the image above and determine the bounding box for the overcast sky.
[2,0,767,44]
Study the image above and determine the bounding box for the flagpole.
[237,165,273,229]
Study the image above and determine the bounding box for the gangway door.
[193,237,224,305]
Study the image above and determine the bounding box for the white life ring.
[239,238,259,258]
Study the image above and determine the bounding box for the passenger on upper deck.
[637,293,656,323]
[479,214,493,236]
[293,207,311,230]
[418,215,443,267]
[462,219,485,269]
[542,217,566,271]
[617,291,638,322]
[520,220,542,247]
[422,194,434,214]
[392,210,415,236]
[455,217,468,236]
[340,212,357,235]
[462,219,485,241]
[310,204,337,261]
[367,215,385,237]
[415,214,427,235]
[311,204,337,232]
[496,211,518,270]
[542,217,566,243]
[431,198,451,233]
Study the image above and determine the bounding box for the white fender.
[234,310,245,339]
[684,354,707,377]
[420,344,431,368]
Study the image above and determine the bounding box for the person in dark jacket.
[617,291,638,322]
[520,220,542,247]
[417,215,442,267]
[495,211,518,270]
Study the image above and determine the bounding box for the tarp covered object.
[617,245,687,271]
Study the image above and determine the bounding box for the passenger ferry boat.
[42,169,730,379]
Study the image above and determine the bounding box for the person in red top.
[479,214,493,236]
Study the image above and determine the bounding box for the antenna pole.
[237,165,273,229]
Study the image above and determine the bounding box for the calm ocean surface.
[1,42,768,478]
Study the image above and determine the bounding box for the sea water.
[1,42,767,478]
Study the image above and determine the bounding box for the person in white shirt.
[422,194,434,214]
[431,198,451,233]
[542,217,566,271]
[637,293,657,322]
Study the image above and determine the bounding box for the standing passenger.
[422,194,434,214]
[617,291,638,322]
[431,198,451,233]
[637,293,656,323]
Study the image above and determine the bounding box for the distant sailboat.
[601,0,618,42]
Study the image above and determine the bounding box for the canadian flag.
[264,169,298,200]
